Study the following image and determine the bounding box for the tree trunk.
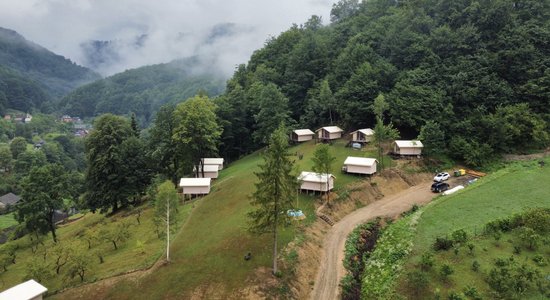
[49,218,57,243]
[112,240,118,250]
[272,197,278,275]
[166,197,170,263]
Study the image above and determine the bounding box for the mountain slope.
[0,27,100,100]
[59,58,226,124]
[216,0,550,165]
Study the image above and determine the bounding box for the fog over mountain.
[0,0,333,76]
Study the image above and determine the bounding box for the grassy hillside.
[55,139,385,299]
[395,157,550,299]
[0,203,193,293]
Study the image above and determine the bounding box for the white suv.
[433,172,450,182]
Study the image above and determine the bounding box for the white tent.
[0,279,48,300]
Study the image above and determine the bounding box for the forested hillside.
[216,0,549,165]
[0,65,51,114]
[59,58,226,125]
[0,27,100,104]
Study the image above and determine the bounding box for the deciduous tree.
[154,181,179,262]
[16,164,70,242]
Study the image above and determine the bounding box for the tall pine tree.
[248,124,299,274]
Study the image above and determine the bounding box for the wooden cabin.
[202,158,224,170]
[342,157,377,175]
[291,129,315,142]
[392,140,423,156]
[179,178,211,197]
[298,171,335,192]
[316,126,343,141]
[193,164,219,179]
[350,128,374,143]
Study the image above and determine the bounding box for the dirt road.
[310,182,437,300]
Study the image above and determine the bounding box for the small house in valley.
[202,158,224,170]
[0,279,48,300]
[193,164,219,179]
[316,126,343,141]
[291,129,315,142]
[350,128,374,143]
[298,171,335,193]
[392,140,423,156]
[342,157,377,175]
[179,178,211,198]
[0,192,20,209]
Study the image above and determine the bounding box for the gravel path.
[310,181,438,300]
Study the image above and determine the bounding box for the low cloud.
[0,0,333,77]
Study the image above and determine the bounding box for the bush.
[532,254,547,267]
[463,285,482,300]
[433,237,454,251]
[447,291,464,300]
[420,252,434,271]
[451,229,468,244]
[440,264,454,281]
[472,260,480,272]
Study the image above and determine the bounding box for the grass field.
[0,202,193,293]
[396,157,550,298]
[84,139,387,299]
[0,213,17,230]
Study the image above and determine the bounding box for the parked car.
[431,182,450,193]
[433,172,450,182]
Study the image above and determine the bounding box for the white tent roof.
[0,279,47,300]
[293,129,315,136]
[344,156,377,167]
[394,140,424,148]
[352,128,374,136]
[298,171,334,183]
[179,178,211,187]
[202,158,224,165]
[193,165,219,172]
[317,126,343,133]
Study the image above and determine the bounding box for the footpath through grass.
[97,140,384,298]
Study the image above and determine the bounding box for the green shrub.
[440,264,454,281]
[433,237,454,251]
[451,229,468,244]
[472,260,480,272]
[405,270,429,297]
[420,252,434,271]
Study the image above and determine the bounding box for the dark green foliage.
[341,220,381,300]
[16,164,71,242]
[84,114,152,213]
[248,125,299,274]
[59,58,225,125]
[419,252,434,271]
[433,236,454,251]
[486,259,543,299]
[439,264,454,281]
[216,0,550,166]
[0,27,99,106]
[451,229,468,244]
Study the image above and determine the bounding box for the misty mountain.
[59,57,226,125]
[80,34,148,72]
[0,27,100,101]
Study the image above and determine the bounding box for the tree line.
[215,0,549,166]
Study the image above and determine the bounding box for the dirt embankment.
[239,168,432,299]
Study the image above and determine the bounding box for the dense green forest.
[216,0,549,165]
[0,27,100,105]
[0,65,51,114]
[59,58,226,125]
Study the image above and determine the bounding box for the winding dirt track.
[310,182,437,300]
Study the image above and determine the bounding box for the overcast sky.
[0,0,333,76]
